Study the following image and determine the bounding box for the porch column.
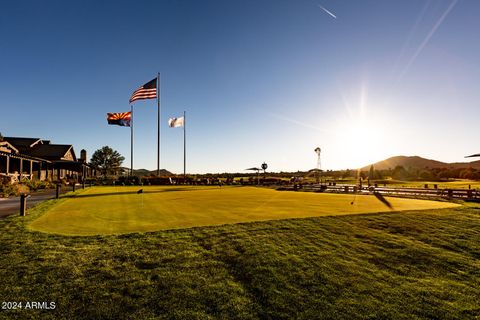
[29,160,33,180]
[19,159,23,180]
[6,156,9,174]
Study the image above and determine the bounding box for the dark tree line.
[355,165,480,181]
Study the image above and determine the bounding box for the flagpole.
[183,110,186,183]
[131,105,134,177]
[157,72,160,176]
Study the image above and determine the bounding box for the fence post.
[20,194,30,216]
[72,182,76,192]
[56,183,60,199]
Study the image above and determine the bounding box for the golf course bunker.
[28,186,460,236]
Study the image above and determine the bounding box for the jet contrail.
[268,112,328,133]
[391,0,432,78]
[317,4,337,19]
[398,0,458,80]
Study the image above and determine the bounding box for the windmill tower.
[314,147,321,183]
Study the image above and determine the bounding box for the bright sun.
[331,112,391,169]
[319,80,397,170]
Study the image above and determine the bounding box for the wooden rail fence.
[279,184,480,200]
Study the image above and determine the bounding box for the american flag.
[107,111,132,127]
[129,78,157,103]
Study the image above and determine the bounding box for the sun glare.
[338,120,388,168]
[325,79,395,169]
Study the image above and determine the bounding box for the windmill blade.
[465,153,480,158]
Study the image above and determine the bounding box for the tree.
[419,169,434,180]
[0,132,3,141]
[90,146,125,177]
[374,169,384,180]
[460,168,474,180]
[392,165,408,180]
[342,169,352,179]
[369,165,375,180]
[436,168,450,180]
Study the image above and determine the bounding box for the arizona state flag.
[107,112,131,127]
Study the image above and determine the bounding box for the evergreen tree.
[369,165,375,180]
[90,146,125,177]
[392,165,408,180]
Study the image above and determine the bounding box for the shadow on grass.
[373,192,393,209]
[62,187,226,199]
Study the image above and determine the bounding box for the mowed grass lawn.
[0,197,478,319]
[28,186,458,235]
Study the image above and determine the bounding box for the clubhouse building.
[0,136,96,183]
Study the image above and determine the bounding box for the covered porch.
[0,151,52,183]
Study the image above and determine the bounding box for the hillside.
[120,168,173,177]
[362,156,480,171]
[134,169,173,177]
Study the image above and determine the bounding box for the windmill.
[465,154,480,158]
[314,147,321,183]
[261,162,268,180]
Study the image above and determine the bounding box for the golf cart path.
[0,187,71,219]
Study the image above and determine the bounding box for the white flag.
[168,116,184,128]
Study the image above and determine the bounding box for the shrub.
[0,183,29,197]
[118,176,140,185]
[20,179,54,191]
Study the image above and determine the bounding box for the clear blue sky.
[1,0,479,173]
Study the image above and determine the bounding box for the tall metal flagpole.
[183,110,186,182]
[131,105,134,177]
[157,72,160,176]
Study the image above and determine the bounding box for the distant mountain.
[121,168,173,177]
[361,156,480,171]
[135,169,173,177]
[449,160,480,169]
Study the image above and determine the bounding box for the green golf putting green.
[28,186,459,235]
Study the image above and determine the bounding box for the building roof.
[4,137,42,152]
[28,144,76,161]
[2,136,80,164]
[0,141,19,154]
[0,150,49,162]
